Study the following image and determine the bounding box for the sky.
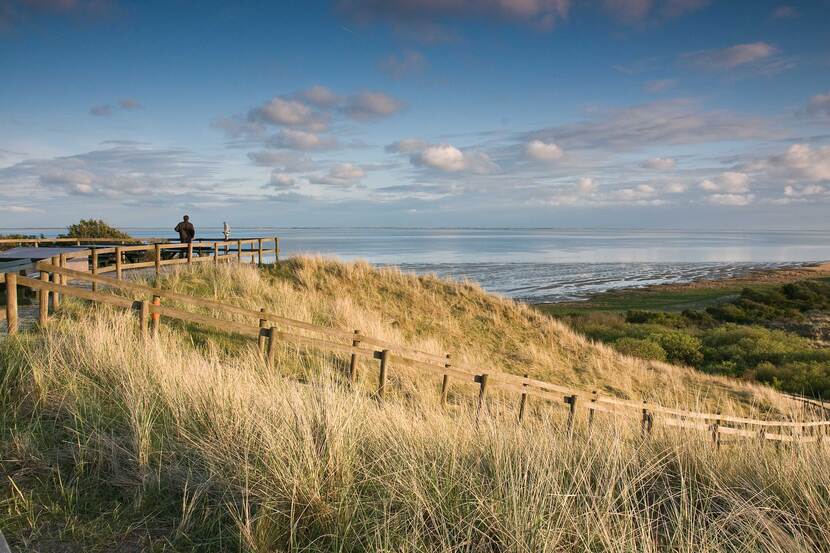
[0,0,829,230]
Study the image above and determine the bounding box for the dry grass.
[1,258,825,551]
[147,258,799,419]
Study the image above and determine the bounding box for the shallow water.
[5,227,828,303]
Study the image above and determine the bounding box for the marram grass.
[1,259,827,551]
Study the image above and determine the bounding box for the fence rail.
[2,238,828,448]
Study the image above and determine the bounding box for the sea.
[5,227,830,304]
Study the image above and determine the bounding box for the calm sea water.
[5,227,830,303]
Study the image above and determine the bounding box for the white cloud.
[413,144,499,174]
[784,184,827,197]
[250,97,327,130]
[385,138,427,154]
[707,193,754,206]
[310,163,365,186]
[698,172,750,193]
[664,182,686,194]
[766,144,830,182]
[269,128,337,150]
[526,140,564,161]
[577,176,596,193]
[266,172,297,190]
[298,85,339,107]
[641,157,676,170]
[342,91,404,120]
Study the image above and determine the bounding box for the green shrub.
[655,331,703,366]
[612,337,667,362]
[61,219,132,240]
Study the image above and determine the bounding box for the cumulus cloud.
[249,97,329,131]
[342,91,404,120]
[664,182,686,193]
[641,157,676,170]
[546,178,665,207]
[577,176,596,193]
[764,144,830,182]
[682,42,792,75]
[265,172,297,190]
[412,144,499,174]
[525,139,564,161]
[268,128,338,151]
[698,171,750,194]
[385,138,428,154]
[379,50,427,78]
[310,163,365,186]
[707,193,754,206]
[298,85,340,107]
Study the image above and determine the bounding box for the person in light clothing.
[223,221,231,241]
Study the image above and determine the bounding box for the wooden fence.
[2,241,829,447]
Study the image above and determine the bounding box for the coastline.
[536,261,830,315]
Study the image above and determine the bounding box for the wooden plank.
[5,272,18,334]
[17,275,136,309]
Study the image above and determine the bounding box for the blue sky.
[1,0,829,229]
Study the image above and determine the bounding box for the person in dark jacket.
[174,215,195,243]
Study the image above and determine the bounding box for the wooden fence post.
[151,295,161,337]
[266,327,279,368]
[348,330,360,384]
[257,239,263,266]
[154,244,161,280]
[518,373,529,422]
[51,256,61,309]
[139,300,150,338]
[566,394,578,435]
[213,242,219,264]
[5,272,18,335]
[588,390,598,429]
[377,349,390,399]
[91,248,99,292]
[115,247,123,280]
[187,242,193,264]
[274,237,279,263]
[440,354,452,407]
[38,270,49,327]
[476,373,489,419]
[641,401,652,438]
[257,308,267,353]
[237,240,242,263]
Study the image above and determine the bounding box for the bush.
[655,331,703,366]
[61,219,132,240]
[613,337,667,362]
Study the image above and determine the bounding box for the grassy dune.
[1,259,828,551]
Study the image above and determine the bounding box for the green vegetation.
[551,279,830,399]
[60,218,133,239]
[0,260,827,551]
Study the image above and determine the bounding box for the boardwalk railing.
[3,245,828,448]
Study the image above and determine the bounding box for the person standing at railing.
[223,221,231,241]
[174,215,195,258]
